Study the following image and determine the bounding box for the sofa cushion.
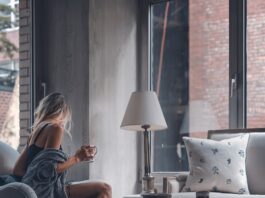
[0,141,19,175]
[182,135,249,194]
[245,133,265,194]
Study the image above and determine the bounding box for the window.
[0,0,19,149]
[247,1,265,128]
[11,0,19,28]
[0,60,18,91]
[149,0,247,172]
[0,0,19,30]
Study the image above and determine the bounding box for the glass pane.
[247,1,265,128]
[0,0,19,149]
[150,0,229,171]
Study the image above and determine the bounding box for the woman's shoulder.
[45,123,64,135]
[45,122,63,129]
[44,123,64,149]
[32,122,63,141]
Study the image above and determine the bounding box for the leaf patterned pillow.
[182,134,249,194]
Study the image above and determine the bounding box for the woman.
[13,92,112,198]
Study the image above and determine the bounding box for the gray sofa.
[0,141,37,198]
[165,129,265,198]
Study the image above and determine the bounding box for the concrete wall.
[34,0,141,196]
[88,0,141,197]
[34,0,90,180]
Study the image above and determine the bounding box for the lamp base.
[142,175,155,194]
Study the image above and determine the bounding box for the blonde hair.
[32,92,72,136]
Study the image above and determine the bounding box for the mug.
[82,145,97,163]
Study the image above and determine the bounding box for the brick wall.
[19,0,31,151]
[247,0,265,128]
[189,0,265,130]
[189,0,229,131]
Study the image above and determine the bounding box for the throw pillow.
[182,134,249,194]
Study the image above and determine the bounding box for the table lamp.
[121,91,168,194]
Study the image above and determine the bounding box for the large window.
[150,0,229,171]
[0,0,19,149]
[149,0,251,172]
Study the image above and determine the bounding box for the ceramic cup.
[82,145,97,163]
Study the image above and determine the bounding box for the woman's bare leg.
[66,181,112,198]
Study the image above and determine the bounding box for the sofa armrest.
[0,182,37,198]
[163,171,189,193]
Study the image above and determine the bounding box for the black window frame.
[147,0,247,128]
[145,0,248,172]
[229,0,247,129]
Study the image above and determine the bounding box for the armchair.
[0,141,37,198]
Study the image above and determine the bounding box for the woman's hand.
[74,145,97,162]
[57,145,97,173]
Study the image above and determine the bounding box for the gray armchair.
[0,141,37,198]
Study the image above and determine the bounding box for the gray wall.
[34,0,141,196]
[34,0,90,180]
[88,0,141,197]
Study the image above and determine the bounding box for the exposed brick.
[20,77,30,85]
[19,0,31,149]
[20,85,29,93]
[188,0,265,130]
[189,0,229,129]
[20,120,29,129]
[19,26,30,35]
[19,9,30,18]
[19,18,28,26]
[20,51,28,60]
[20,94,30,102]
[20,125,30,136]
[19,0,29,9]
[19,68,29,77]
[20,111,30,120]
[20,34,29,43]
[20,102,29,111]
[20,59,30,68]
[19,43,30,52]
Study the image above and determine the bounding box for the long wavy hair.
[32,92,72,136]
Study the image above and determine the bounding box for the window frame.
[145,0,248,172]
[229,0,247,129]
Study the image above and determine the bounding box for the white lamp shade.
[121,91,168,131]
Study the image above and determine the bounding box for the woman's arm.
[13,145,29,176]
[56,148,93,173]
[45,124,93,173]
[13,134,33,176]
[56,155,79,173]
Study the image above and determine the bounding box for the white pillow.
[182,134,249,194]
